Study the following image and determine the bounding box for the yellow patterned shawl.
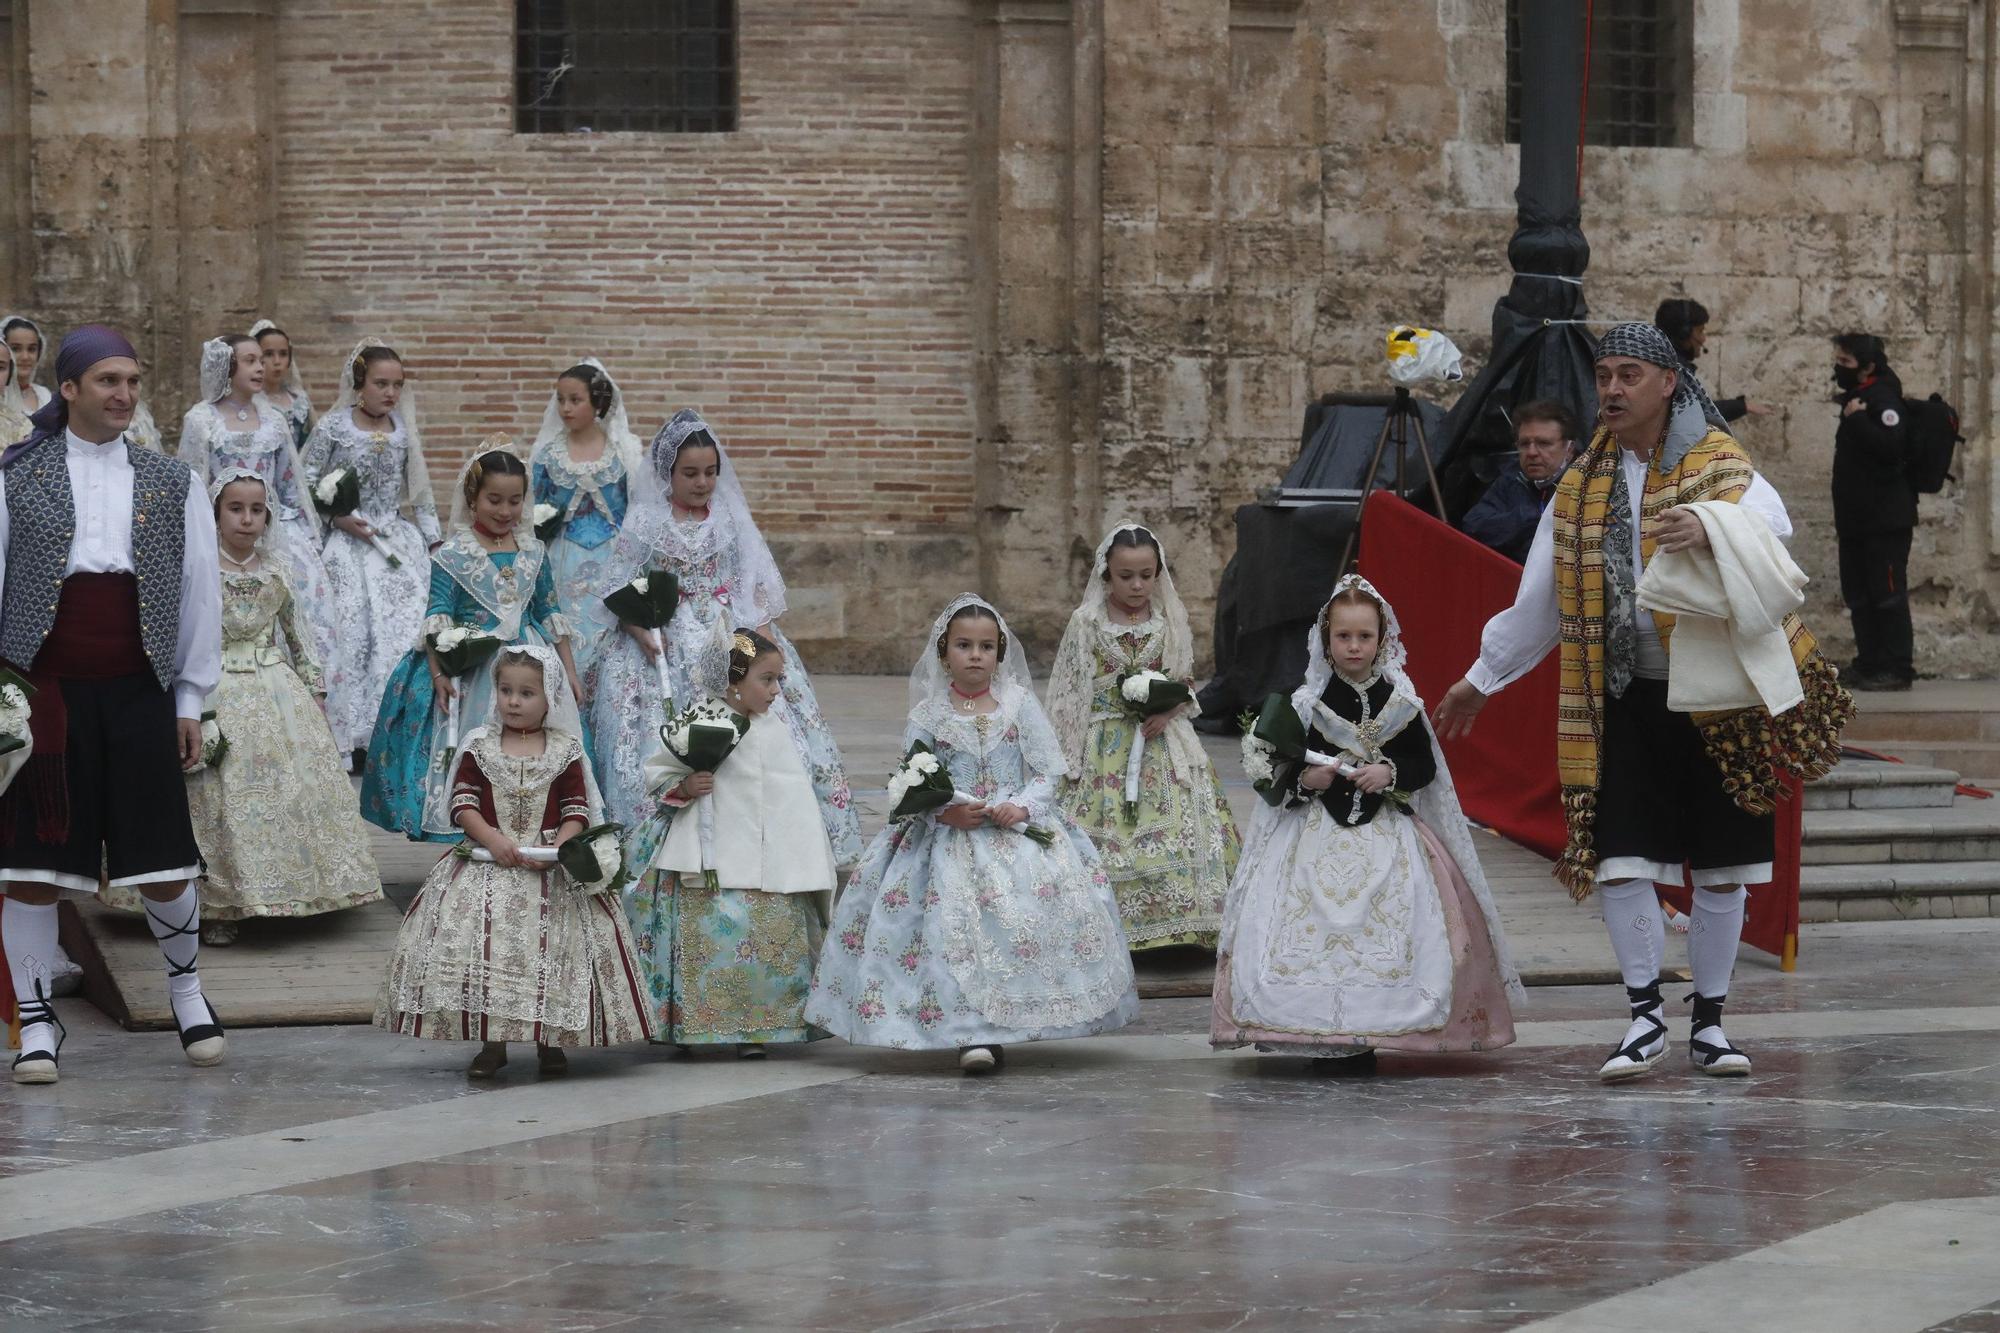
[1550,426,1852,899]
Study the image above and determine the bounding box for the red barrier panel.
[1357,491,1802,968]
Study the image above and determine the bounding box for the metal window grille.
[1504,0,1692,148]
[516,0,737,135]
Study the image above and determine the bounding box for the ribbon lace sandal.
[11,983,65,1085]
[1687,993,1752,1077]
[1598,979,1667,1083]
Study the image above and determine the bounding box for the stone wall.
[2,0,1994,674]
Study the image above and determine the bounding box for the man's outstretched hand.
[1433,678,1488,741]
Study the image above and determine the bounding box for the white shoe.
[1688,994,1752,1077]
[1689,1026,1752,1077]
[11,1052,57,1085]
[1598,1000,1667,1084]
[958,1045,998,1074]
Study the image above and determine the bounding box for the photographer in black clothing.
[1831,332,1916,691]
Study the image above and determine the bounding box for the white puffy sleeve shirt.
[0,431,223,719]
[1465,464,1794,697]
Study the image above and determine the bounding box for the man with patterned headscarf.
[1436,322,1850,1084]
[0,325,225,1085]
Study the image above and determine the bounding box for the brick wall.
[269,0,984,665]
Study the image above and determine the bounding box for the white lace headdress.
[529,356,643,482]
[908,592,1068,778]
[207,464,277,554]
[446,432,535,535]
[612,408,788,625]
[196,336,241,405]
[1291,574,1524,999]
[1,314,47,415]
[1046,522,1195,771]
[248,318,309,400]
[443,643,604,825]
[184,338,319,537]
[329,336,435,518]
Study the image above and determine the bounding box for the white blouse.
[0,430,222,718]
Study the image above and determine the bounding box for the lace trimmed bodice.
[218,566,321,691]
[301,409,441,541]
[468,731,586,843]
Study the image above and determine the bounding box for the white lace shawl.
[1046,522,1196,774]
[1288,573,1525,999]
[606,408,787,625]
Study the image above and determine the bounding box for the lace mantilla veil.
[187,338,320,538]
[908,593,1068,779]
[248,318,309,401]
[329,335,435,520]
[1046,521,1196,773]
[442,643,605,828]
[528,356,643,485]
[207,464,278,555]
[600,408,788,627]
[1288,574,1523,999]
[446,432,536,535]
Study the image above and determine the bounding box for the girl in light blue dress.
[805,594,1139,1074]
[361,441,582,842]
[529,359,638,689]
[589,409,859,869]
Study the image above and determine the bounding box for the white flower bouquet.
[313,467,401,568]
[428,626,505,770]
[557,822,629,895]
[0,669,36,796]
[1240,694,1361,807]
[184,708,229,775]
[652,698,750,888]
[886,739,1054,846]
[1114,668,1194,820]
[604,570,681,712]
[532,502,563,543]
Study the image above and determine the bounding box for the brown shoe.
[467,1042,508,1079]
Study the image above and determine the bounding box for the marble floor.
[6,675,1997,1330]
[1,912,1996,1331]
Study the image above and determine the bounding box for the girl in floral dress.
[178,334,337,674]
[529,359,639,688]
[377,645,651,1078]
[360,441,583,843]
[250,319,315,449]
[627,629,837,1057]
[590,409,858,869]
[300,339,441,762]
[806,595,1138,1074]
[1211,576,1522,1073]
[103,470,381,943]
[1047,523,1239,950]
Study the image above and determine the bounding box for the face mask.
[1832,365,1863,392]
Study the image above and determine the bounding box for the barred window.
[1504,0,1692,148]
[515,0,737,134]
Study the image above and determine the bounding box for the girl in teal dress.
[360,440,584,842]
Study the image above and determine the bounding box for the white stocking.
[1596,878,1665,989]
[3,897,62,1055]
[143,883,210,1032]
[1687,884,1747,1004]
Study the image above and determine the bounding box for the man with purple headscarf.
[0,324,225,1085]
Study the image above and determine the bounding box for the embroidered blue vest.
[1,436,191,690]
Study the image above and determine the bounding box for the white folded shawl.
[1636,500,1807,715]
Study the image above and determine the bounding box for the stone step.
[1800,801,2000,864]
[1799,859,2000,923]
[1838,739,2000,776]
[1804,759,1961,810]
[1842,710,2000,744]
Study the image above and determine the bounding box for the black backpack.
[1903,392,1963,493]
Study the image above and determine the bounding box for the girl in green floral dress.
[1046,524,1240,950]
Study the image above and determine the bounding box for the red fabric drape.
[1356,491,1800,966]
